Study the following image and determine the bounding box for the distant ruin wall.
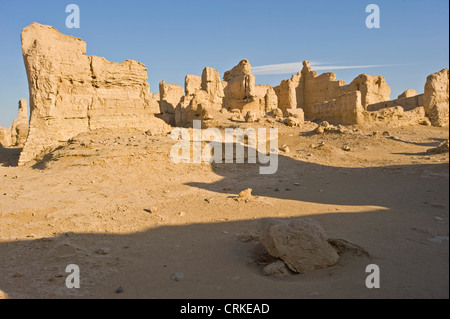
[19,23,163,165]
[302,65,347,116]
[0,127,11,147]
[274,79,297,111]
[309,91,364,125]
[0,99,29,148]
[346,74,391,108]
[423,68,449,127]
[223,59,261,114]
[274,61,391,120]
[367,94,424,112]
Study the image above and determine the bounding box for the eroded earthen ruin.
[14,23,450,165]
[0,98,29,148]
[18,23,167,165]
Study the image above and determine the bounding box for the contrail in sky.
[252,62,402,75]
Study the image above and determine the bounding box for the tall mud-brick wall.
[19,23,163,165]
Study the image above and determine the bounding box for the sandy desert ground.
[0,120,448,299]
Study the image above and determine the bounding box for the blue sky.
[0,0,448,127]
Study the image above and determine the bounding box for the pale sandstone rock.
[175,90,213,127]
[254,85,273,112]
[423,69,449,127]
[398,89,418,99]
[223,59,252,81]
[259,218,339,274]
[10,99,29,147]
[314,121,348,135]
[230,114,243,122]
[274,78,298,110]
[0,99,29,148]
[272,108,283,118]
[427,140,449,154]
[0,126,11,147]
[185,74,202,96]
[285,108,304,122]
[19,23,166,165]
[262,260,290,278]
[254,85,271,101]
[245,111,258,123]
[174,67,225,127]
[223,60,261,114]
[201,67,224,108]
[285,117,300,127]
[149,92,161,114]
[264,87,278,113]
[238,188,253,198]
[159,81,184,115]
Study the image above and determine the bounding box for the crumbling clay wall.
[274,79,297,111]
[0,98,29,148]
[274,61,391,121]
[10,98,29,147]
[0,126,11,147]
[255,85,278,113]
[223,60,261,114]
[159,81,184,125]
[346,74,391,108]
[423,68,449,127]
[171,67,224,127]
[309,91,364,125]
[19,23,164,165]
[301,62,347,116]
[367,94,424,112]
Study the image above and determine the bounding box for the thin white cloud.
[252,62,309,75]
[252,62,401,75]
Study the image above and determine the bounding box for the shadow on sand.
[0,144,448,299]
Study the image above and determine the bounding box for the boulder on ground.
[259,218,339,274]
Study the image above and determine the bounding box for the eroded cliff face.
[19,23,165,165]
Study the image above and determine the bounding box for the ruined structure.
[223,59,259,114]
[177,67,225,126]
[423,68,449,127]
[366,68,449,127]
[0,98,29,148]
[12,23,449,164]
[0,127,11,148]
[159,59,393,126]
[273,61,391,124]
[156,58,448,128]
[11,98,29,147]
[18,23,166,165]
